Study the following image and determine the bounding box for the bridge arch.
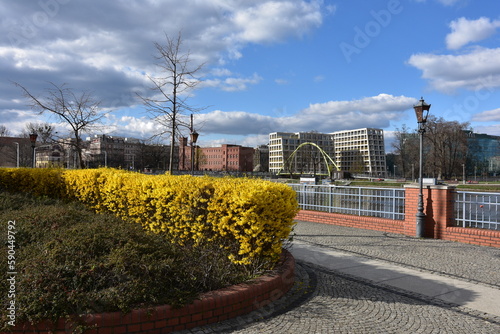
[278,142,340,178]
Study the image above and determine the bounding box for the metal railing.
[454,191,500,231]
[289,184,405,220]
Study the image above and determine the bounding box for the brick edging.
[8,250,295,334]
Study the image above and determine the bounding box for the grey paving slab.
[292,220,500,288]
[177,221,500,333]
[291,238,500,317]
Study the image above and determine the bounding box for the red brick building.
[179,138,255,172]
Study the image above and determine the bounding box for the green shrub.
[0,168,66,198]
[0,168,298,265]
[0,192,254,329]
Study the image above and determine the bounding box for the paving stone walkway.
[176,221,500,333]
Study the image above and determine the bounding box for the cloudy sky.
[1,0,499,151]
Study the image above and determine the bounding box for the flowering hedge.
[0,168,66,198]
[0,168,298,264]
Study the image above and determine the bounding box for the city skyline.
[1,0,499,152]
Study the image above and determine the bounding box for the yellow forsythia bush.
[0,168,66,198]
[0,168,298,265]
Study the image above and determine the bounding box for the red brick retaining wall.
[294,210,405,235]
[7,251,295,334]
[295,185,500,248]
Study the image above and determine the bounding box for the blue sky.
[1,0,500,152]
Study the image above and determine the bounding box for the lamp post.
[29,133,38,168]
[462,163,466,185]
[413,97,431,238]
[189,113,199,175]
[13,142,19,168]
[190,129,199,174]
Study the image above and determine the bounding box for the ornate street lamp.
[413,97,431,238]
[29,133,38,168]
[190,129,199,174]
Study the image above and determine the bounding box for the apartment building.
[253,145,269,172]
[269,128,386,177]
[179,139,255,172]
[88,135,126,168]
[86,135,176,171]
[35,143,65,168]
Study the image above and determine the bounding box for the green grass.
[346,180,500,192]
[348,181,406,188]
[456,184,500,192]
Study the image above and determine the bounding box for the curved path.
[176,221,500,333]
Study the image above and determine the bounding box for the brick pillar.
[403,185,421,236]
[404,185,456,238]
[425,185,456,239]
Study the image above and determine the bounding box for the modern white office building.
[269,128,386,177]
[333,128,386,177]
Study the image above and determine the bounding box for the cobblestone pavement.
[292,221,500,288]
[177,221,500,333]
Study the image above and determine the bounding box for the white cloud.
[438,0,462,5]
[240,133,270,147]
[201,73,263,91]
[275,78,289,85]
[313,75,325,83]
[196,110,279,135]
[99,93,416,143]
[473,124,500,136]
[191,94,416,137]
[232,0,322,43]
[102,115,163,140]
[282,94,416,133]
[0,46,60,71]
[414,0,463,6]
[0,0,325,118]
[210,68,233,77]
[302,94,416,116]
[472,108,500,122]
[407,48,500,92]
[0,109,40,135]
[446,17,500,50]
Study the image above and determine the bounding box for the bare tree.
[22,122,56,144]
[394,117,471,180]
[425,116,470,179]
[137,32,204,173]
[14,82,106,168]
[392,124,419,179]
[0,125,11,137]
[140,140,170,170]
